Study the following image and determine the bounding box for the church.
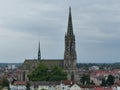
[19,7,79,82]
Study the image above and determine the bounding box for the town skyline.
[0,0,120,63]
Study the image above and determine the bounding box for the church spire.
[64,7,77,69]
[67,7,73,36]
[38,41,41,60]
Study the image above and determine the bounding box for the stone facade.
[64,7,77,69]
[64,7,78,81]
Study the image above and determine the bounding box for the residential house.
[70,83,81,90]
[60,80,72,90]
[116,87,120,90]
[9,81,26,90]
[95,87,113,90]
[81,85,95,90]
[30,81,59,90]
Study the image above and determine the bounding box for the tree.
[28,63,49,81]
[101,75,115,86]
[106,75,115,86]
[48,65,67,81]
[0,86,2,90]
[28,63,67,81]
[101,78,106,86]
[80,74,90,85]
[26,82,30,90]
[0,77,9,90]
[90,80,95,85]
[1,77,9,88]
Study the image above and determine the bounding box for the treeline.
[77,63,120,69]
[0,63,22,68]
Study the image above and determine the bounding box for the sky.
[0,0,120,63]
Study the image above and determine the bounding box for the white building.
[30,81,59,90]
[37,85,56,90]
[70,83,81,90]
[9,81,27,90]
[117,87,120,90]
[7,65,16,70]
[3,87,8,90]
[60,80,72,90]
[89,66,99,70]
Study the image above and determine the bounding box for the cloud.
[0,0,120,63]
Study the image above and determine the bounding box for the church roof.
[20,59,64,70]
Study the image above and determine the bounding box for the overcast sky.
[0,0,120,63]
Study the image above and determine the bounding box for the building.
[70,83,81,90]
[29,81,60,90]
[19,7,78,82]
[9,81,26,90]
[60,80,72,90]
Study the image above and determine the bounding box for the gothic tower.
[64,7,78,81]
[64,7,77,69]
[38,41,41,60]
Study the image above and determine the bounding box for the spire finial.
[69,6,71,13]
[67,7,73,36]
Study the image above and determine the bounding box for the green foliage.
[77,63,120,70]
[101,78,106,86]
[28,63,48,81]
[106,75,115,86]
[48,65,67,81]
[101,75,115,86]
[8,87,10,90]
[90,80,95,85]
[0,86,2,90]
[1,77,9,87]
[80,74,90,85]
[28,63,67,81]
[0,77,9,90]
[80,74,95,85]
[26,82,30,90]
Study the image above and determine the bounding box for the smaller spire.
[38,41,41,60]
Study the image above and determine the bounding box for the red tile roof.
[80,85,95,88]
[95,87,112,90]
[61,80,72,85]
[14,81,26,85]
[90,69,120,78]
[114,80,120,85]
[95,87,104,90]
[104,88,112,90]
